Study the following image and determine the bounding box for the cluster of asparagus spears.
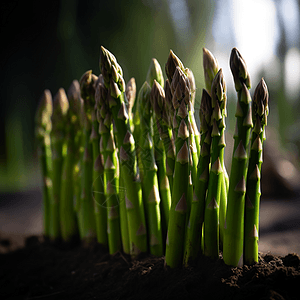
[35,46,269,268]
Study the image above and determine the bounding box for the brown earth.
[0,235,300,300]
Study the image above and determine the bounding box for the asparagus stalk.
[223,48,253,267]
[78,71,98,244]
[93,77,109,248]
[150,80,172,232]
[96,76,123,254]
[203,47,228,247]
[60,80,82,243]
[120,78,136,254]
[50,88,69,241]
[104,130,122,254]
[165,66,191,268]
[100,46,147,256]
[137,81,163,256]
[203,69,227,260]
[93,153,108,247]
[35,89,53,238]
[184,89,212,265]
[244,78,269,265]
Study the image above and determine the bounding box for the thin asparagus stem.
[100,46,147,257]
[96,76,122,253]
[35,89,53,239]
[150,80,172,225]
[78,71,98,244]
[223,48,253,267]
[165,66,191,268]
[50,88,69,241]
[244,78,269,265]
[203,69,227,260]
[93,153,108,247]
[184,89,212,265]
[60,80,82,243]
[137,81,163,256]
[203,47,228,248]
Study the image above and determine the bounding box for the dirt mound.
[1,236,299,300]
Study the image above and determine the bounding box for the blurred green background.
[1,0,299,193]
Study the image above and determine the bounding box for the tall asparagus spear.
[203,69,227,260]
[60,80,82,243]
[150,80,172,232]
[78,70,98,244]
[165,66,191,268]
[35,89,53,239]
[96,77,122,254]
[137,81,163,256]
[244,78,269,265]
[184,89,212,265]
[50,88,69,241]
[100,46,147,256]
[203,48,228,247]
[93,77,109,248]
[223,48,253,267]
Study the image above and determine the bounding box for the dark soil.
[1,236,300,300]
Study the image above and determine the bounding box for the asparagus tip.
[35,89,53,126]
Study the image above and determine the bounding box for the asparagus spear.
[78,70,98,244]
[121,79,136,254]
[184,89,212,265]
[137,81,163,256]
[50,88,69,241]
[161,79,176,190]
[244,78,269,265]
[165,50,199,190]
[203,48,228,248]
[150,80,172,231]
[60,80,82,243]
[98,76,123,254]
[203,69,227,260]
[93,77,109,248]
[35,89,53,239]
[100,46,147,257]
[223,48,253,267]
[165,66,191,268]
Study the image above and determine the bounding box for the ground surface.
[1,189,300,300]
[1,236,300,300]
